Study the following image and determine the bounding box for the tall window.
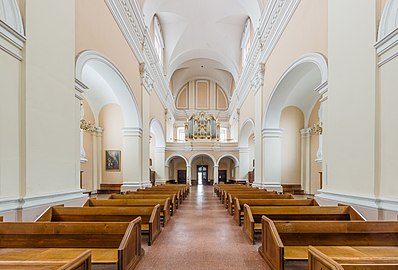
[177,127,185,141]
[241,18,251,66]
[154,16,164,65]
[220,128,227,142]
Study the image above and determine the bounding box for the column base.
[121,181,152,192]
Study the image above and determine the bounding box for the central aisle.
[136,185,269,270]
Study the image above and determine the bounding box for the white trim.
[150,118,166,147]
[165,154,189,166]
[122,127,143,137]
[378,0,398,41]
[216,153,240,166]
[0,19,25,60]
[0,190,86,212]
[0,0,24,36]
[262,128,283,138]
[377,50,398,67]
[316,190,398,212]
[188,152,217,167]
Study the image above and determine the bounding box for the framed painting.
[105,150,121,171]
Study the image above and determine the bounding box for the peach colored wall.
[81,101,95,191]
[309,101,322,194]
[280,106,304,184]
[239,90,255,132]
[197,81,209,109]
[170,158,187,180]
[150,92,166,130]
[99,104,123,184]
[261,0,328,119]
[176,86,188,109]
[217,87,227,109]
[76,0,142,114]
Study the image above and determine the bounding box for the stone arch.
[0,0,24,35]
[150,118,166,148]
[217,154,240,167]
[166,154,189,167]
[378,0,398,40]
[188,153,217,167]
[75,50,141,129]
[239,118,255,147]
[263,52,327,129]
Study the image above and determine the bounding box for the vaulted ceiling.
[139,0,264,97]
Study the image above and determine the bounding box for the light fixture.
[80,119,95,132]
[310,122,323,135]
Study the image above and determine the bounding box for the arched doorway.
[166,154,189,184]
[217,154,240,184]
[189,153,217,185]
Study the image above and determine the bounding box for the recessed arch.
[263,53,328,129]
[217,154,239,166]
[239,118,255,147]
[188,153,217,167]
[0,0,24,35]
[75,51,141,129]
[166,154,189,166]
[150,118,166,148]
[378,0,398,40]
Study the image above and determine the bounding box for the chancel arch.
[75,51,143,193]
[262,53,328,193]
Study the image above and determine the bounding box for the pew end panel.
[308,246,344,270]
[234,198,241,225]
[258,216,284,270]
[35,204,65,222]
[61,249,92,270]
[118,217,145,270]
[148,204,162,246]
[337,203,366,221]
[242,204,256,245]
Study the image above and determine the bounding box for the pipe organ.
[185,112,220,141]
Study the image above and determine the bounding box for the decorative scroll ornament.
[139,63,154,93]
[251,63,265,95]
[184,112,220,141]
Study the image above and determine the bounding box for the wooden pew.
[134,190,182,208]
[244,205,365,244]
[258,218,398,270]
[214,184,244,196]
[110,193,177,215]
[225,193,292,211]
[0,250,91,270]
[84,198,171,226]
[155,184,190,198]
[219,186,259,200]
[308,246,398,270]
[0,219,144,270]
[233,198,319,225]
[222,190,279,207]
[140,187,185,201]
[36,205,161,246]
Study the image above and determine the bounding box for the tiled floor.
[135,185,270,270]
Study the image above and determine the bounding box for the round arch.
[75,51,141,129]
[150,118,166,148]
[216,154,240,166]
[188,153,217,167]
[378,0,398,40]
[165,154,189,167]
[239,118,255,147]
[0,0,24,35]
[263,53,328,129]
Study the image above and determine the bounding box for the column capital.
[213,165,219,168]
[122,127,142,137]
[186,165,192,168]
[300,128,311,135]
[262,128,283,138]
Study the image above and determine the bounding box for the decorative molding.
[378,0,398,41]
[316,190,398,212]
[0,19,25,60]
[314,81,328,96]
[228,0,301,119]
[0,190,86,213]
[74,79,87,100]
[122,127,143,137]
[251,63,265,95]
[262,128,283,138]
[139,63,154,93]
[105,0,176,115]
[0,0,24,36]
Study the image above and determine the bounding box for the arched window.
[241,18,251,66]
[153,15,165,65]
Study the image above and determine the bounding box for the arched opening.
[75,51,142,192]
[262,53,327,194]
[217,154,240,184]
[189,153,217,186]
[166,155,189,184]
[239,119,255,181]
[150,119,166,184]
[378,0,398,40]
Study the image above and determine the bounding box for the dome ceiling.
[140,0,263,89]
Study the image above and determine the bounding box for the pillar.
[300,128,311,194]
[120,128,143,192]
[154,147,166,184]
[186,165,192,185]
[92,127,103,192]
[213,165,219,184]
[262,128,283,192]
[238,148,250,179]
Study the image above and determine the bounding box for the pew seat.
[0,249,91,270]
[110,194,177,215]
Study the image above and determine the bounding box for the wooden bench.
[258,218,398,270]
[139,187,185,201]
[245,205,365,244]
[214,184,245,196]
[84,198,171,226]
[0,219,143,270]
[0,250,91,270]
[225,193,292,211]
[36,205,161,246]
[233,198,319,225]
[222,190,279,207]
[308,246,398,270]
[110,193,177,215]
[97,183,122,194]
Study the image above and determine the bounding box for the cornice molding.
[0,19,25,60]
[106,0,176,115]
[229,0,301,119]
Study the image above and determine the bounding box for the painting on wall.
[105,150,121,171]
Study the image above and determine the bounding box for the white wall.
[326,0,377,196]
